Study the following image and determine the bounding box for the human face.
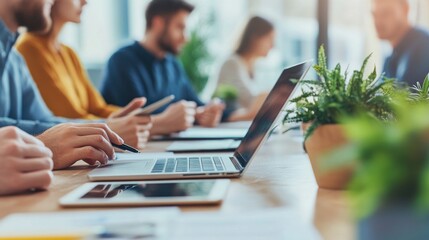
[157,10,189,55]
[372,0,409,41]
[52,0,87,24]
[15,0,56,32]
[254,30,276,58]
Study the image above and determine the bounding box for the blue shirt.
[383,27,429,87]
[100,42,205,114]
[0,20,67,135]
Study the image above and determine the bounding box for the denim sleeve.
[0,117,56,135]
[17,51,60,122]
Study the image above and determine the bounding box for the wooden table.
[0,131,355,240]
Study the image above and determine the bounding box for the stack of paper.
[0,208,320,240]
[171,208,321,240]
[0,208,180,239]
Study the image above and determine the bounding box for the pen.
[111,143,141,153]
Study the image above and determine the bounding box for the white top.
[216,54,261,108]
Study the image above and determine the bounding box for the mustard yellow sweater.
[16,33,120,119]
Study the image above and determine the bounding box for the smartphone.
[59,179,230,207]
[133,95,175,116]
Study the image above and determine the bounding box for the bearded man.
[100,0,228,135]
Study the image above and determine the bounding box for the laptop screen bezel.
[233,61,312,171]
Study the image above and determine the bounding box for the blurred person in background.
[216,16,275,122]
[372,0,429,87]
[101,0,228,136]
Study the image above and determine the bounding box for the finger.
[75,126,109,139]
[83,159,102,166]
[196,106,205,115]
[20,144,53,158]
[137,125,152,132]
[75,124,124,145]
[138,132,150,141]
[138,135,149,142]
[117,98,147,117]
[16,157,53,172]
[73,146,109,165]
[0,127,45,147]
[133,115,152,125]
[19,130,46,147]
[97,124,124,145]
[185,107,197,116]
[72,135,115,160]
[19,170,53,191]
[185,101,197,108]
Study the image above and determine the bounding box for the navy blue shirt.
[101,42,205,114]
[383,27,429,87]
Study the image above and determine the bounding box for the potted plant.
[283,46,394,190]
[213,84,239,112]
[325,81,429,238]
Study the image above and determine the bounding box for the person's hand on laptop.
[37,123,124,170]
[195,99,225,128]
[0,127,53,195]
[151,100,196,135]
[107,97,153,149]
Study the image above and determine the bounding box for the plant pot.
[358,202,429,240]
[303,124,354,190]
[224,100,239,113]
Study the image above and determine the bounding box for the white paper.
[171,208,321,240]
[0,208,180,239]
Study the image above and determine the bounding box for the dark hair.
[145,0,194,30]
[236,16,274,55]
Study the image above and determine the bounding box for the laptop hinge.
[230,157,244,171]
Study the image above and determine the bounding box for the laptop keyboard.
[151,157,225,173]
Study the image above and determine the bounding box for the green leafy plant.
[326,99,429,218]
[323,77,429,218]
[179,11,217,94]
[409,75,429,103]
[179,30,212,94]
[283,46,395,139]
[213,84,239,102]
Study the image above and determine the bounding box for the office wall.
[59,0,429,90]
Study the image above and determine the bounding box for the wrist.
[150,114,169,135]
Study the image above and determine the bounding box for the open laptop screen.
[234,62,311,168]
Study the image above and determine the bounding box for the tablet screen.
[80,182,215,199]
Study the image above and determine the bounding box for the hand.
[196,100,225,127]
[0,127,53,195]
[107,115,152,149]
[107,97,152,149]
[109,97,147,119]
[37,123,124,170]
[228,93,268,122]
[151,101,197,135]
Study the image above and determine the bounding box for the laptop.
[88,62,311,181]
